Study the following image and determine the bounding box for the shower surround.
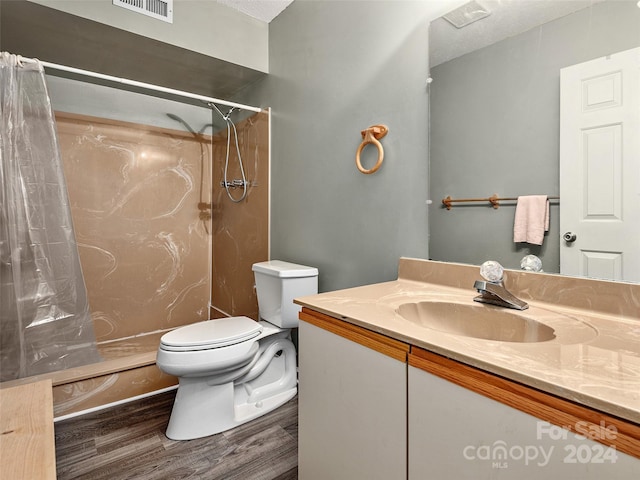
[211,111,270,321]
[16,110,270,417]
[57,112,212,342]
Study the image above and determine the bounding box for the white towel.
[513,195,549,245]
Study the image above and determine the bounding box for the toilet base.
[165,336,297,440]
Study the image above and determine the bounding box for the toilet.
[156,260,318,440]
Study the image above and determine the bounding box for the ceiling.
[217,0,295,23]
[219,1,613,62]
[430,0,607,67]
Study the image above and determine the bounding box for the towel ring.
[356,124,388,174]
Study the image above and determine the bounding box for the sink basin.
[396,301,556,343]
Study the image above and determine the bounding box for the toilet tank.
[252,260,318,328]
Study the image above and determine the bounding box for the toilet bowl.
[156,260,318,440]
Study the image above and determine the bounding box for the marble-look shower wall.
[211,111,270,320]
[56,112,211,342]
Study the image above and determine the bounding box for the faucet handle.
[520,254,543,272]
[480,260,504,283]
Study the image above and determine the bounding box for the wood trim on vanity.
[299,307,410,362]
[409,347,640,459]
[0,380,56,479]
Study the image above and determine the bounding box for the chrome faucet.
[473,260,528,310]
[473,280,528,310]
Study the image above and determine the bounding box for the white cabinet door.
[409,365,639,479]
[298,320,407,480]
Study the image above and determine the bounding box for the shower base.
[0,331,177,419]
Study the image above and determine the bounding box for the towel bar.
[442,194,560,210]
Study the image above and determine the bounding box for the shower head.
[166,113,211,135]
[166,113,195,135]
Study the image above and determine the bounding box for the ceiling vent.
[442,0,490,29]
[113,0,173,24]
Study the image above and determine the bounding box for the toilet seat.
[160,316,262,352]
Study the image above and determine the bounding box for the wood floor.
[54,390,298,480]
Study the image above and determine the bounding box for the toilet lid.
[160,317,262,351]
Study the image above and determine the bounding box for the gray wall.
[429,0,640,273]
[28,0,269,72]
[4,0,450,294]
[238,0,446,292]
[2,1,265,99]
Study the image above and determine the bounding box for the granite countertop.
[295,258,640,424]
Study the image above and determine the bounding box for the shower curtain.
[0,52,100,381]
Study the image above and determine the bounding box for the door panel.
[560,47,640,282]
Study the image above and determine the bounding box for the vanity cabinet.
[296,258,640,478]
[298,308,410,480]
[408,347,640,479]
[299,307,640,480]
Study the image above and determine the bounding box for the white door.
[560,47,640,282]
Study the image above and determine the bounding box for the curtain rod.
[19,56,263,113]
